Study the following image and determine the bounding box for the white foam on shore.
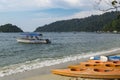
[0,48,120,77]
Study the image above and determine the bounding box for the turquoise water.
[0,32,120,76]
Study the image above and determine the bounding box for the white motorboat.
[17,33,51,44]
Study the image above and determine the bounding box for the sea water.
[0,32,120,77]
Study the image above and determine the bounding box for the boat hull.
[17,38,50,44]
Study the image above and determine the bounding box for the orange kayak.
[69,62,120,71]
[52,68,120,79]
[52,60,120,79]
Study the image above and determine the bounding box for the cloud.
[0,0,94,12]
[0,0,112,12]
[53,0,85,9]
[70,10,103,19]
[0,0,52,12]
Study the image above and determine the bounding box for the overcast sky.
[0,0,106,32]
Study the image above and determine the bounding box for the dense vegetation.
[0,24,23,32]
[35,11,119,32]
[103,16,120,32]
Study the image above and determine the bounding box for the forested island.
[35,11,120,32]
[0,24,23,32]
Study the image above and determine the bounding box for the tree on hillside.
[103,17,120,31]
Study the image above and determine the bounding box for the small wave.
[0,48,120,77]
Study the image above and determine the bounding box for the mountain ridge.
[35,11,118,32]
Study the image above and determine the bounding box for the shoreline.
[1,49,120,80]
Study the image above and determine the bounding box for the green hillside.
[35,11,118,32]
[0,24,23,32]
[103,16,120,32]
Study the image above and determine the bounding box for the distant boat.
[17,33,51,44]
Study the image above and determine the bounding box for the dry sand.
[22,74,105,80]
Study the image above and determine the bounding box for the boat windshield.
[20,33,43,40]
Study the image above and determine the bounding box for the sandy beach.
[22,74,104,80]
[0,49,120,80]
[23,74,112,80]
